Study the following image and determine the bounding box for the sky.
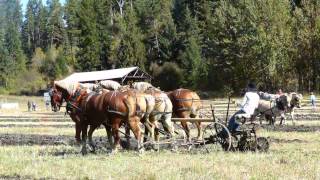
[21,0,66,13]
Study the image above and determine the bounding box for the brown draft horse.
[50,86,109,144]
[119,89,156,147]
[142,88,174,143]
[52,83,144,154]
[167,89,202,141]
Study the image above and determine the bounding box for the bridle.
[50,88,64,112]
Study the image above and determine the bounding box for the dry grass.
[1,95,320,179]
[0,140,319,179]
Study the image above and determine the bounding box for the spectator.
[310,92,316,111]
[27,100,31,112]
[32,101,37,111]
[45,100,50,111]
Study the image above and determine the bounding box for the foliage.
[151,62,184,91]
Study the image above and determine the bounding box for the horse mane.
[54,84,70,97]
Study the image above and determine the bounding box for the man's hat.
[247,82,257,91]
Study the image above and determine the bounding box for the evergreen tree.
[22,0,45,63]
[76,0,101,71]
[46,0,65,48]
[109,8,146,68]
[4,1,26,71]
[136,0,177,65]
[177,8,206,88]
[95,0,112,68]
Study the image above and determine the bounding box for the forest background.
[0,0,319,95]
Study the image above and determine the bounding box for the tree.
[76,0,101,71]
[109,8,146,68]
[136,0,177,65]
[176,7,207,88]
[3,0,26,87]
[64,0,80,66]
[46,0,65,48]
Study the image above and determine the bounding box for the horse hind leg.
[180,120,191,142]
[191,114,202,140]
[124,125,131,149]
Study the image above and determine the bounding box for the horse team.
[50,80,302,154]
[50,80,202,154]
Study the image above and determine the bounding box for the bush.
[151,62,184,91]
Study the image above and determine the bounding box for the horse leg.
[103,122,114,149]
[143,116,155,145]
[162,113,174,137]
[125,124,131,149]
[128,116,143,153]
[81,123,88,155]
[280,113,285,125]
[180,120,191,142]
[88,124,99,153]
[290,112,295,126]
[148,115,158,150]
[191,114,202,140]
[111,118,122,154]
[70,113,81,144]
[75,122,82,144]
[144,124,149,143]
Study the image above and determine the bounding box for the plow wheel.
[201,122,232,152]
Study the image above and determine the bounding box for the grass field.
[0,96,320,179]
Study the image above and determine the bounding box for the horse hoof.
[81,148,88,155]
[138,148,145,154]
[108,149,118,156]
[89,144,96,153]
[170,146,178,153]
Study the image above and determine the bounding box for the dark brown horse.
[167,89,202,141]
[52,82,145,154]
[50,86,107,144]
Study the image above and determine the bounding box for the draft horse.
[167,89,202,141]
[51,83,144,154]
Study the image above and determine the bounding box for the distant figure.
[27,100,32,112]
[310,92,316,111]
[32,101,37,111]
[45,100,50,111]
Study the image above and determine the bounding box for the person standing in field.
[310,92,316,111]
[27,100,31,112]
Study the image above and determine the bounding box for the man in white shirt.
[228,82,260,132]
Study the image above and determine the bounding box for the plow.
[132,101,269,153]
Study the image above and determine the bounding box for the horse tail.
[124,95,135,119]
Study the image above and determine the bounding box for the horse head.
[289,93,303,108]
[275,95,289,111]
[49,87,64,112]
